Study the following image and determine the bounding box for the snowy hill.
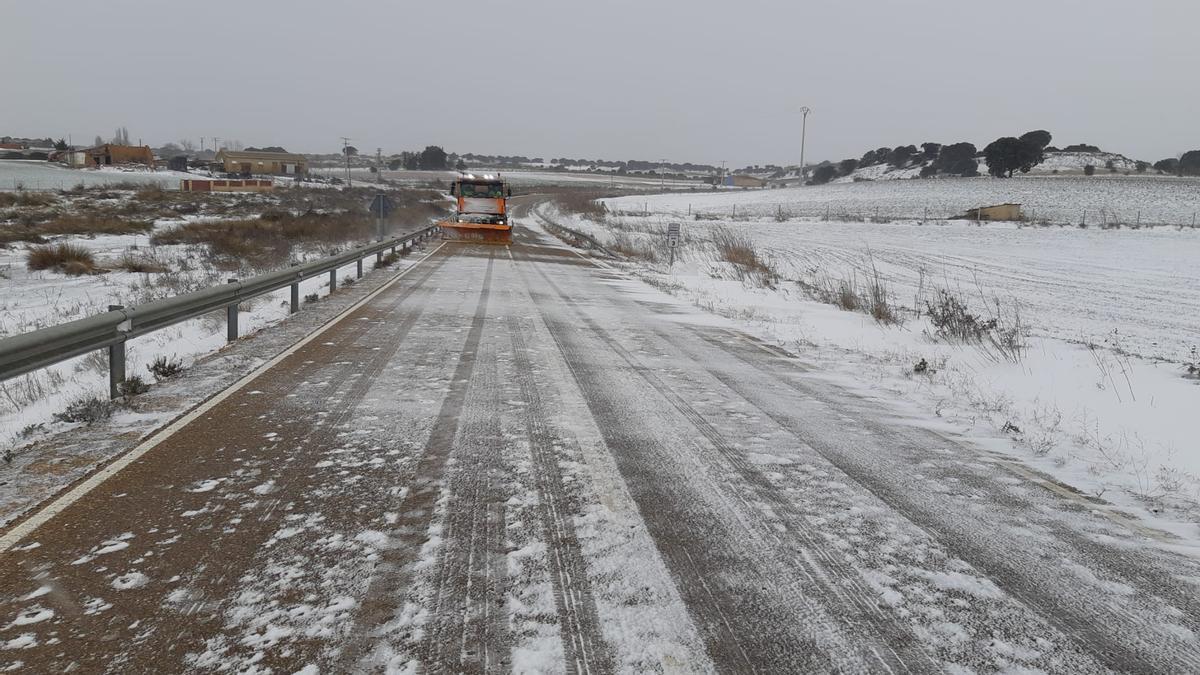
[828,150,1144,183]
[1025,151,1142,175]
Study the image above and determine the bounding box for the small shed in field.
[724,174,767,188]
[82,144,156,168]
[957,203,1023,221]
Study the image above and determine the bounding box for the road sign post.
[369,194,394,242]
[667,222,681,268]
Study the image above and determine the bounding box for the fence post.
[329,269,337,292]
[108,305,125,399]
[356,258,363,279]
[226,279,239,342]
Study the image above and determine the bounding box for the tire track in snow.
[506,262,614,674]
[419,337,510,673]
[687,326,1200,674]
[513,248,926,673]
[339,249,504,672]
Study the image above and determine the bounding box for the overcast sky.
[2,0,1195,167]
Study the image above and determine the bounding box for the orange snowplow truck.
[441,175,513,244]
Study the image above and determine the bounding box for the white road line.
[0,241,446,553]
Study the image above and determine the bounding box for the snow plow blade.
[439,221,513,245]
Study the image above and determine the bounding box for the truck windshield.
[458,182,505,198]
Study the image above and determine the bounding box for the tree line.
[809,130,1200,185]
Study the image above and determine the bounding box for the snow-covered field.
[325,167,706,191]
[0,160,196,191]
[539,187,1200,537]
[0,227,378,449]
[0,183,436,452]
[616,174,1200,227]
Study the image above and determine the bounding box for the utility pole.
[341,137,352,188]
[798,106,811,185]
[376,147,384,240]
[659,158,667,191]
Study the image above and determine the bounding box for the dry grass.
[552,191,612,220]
[116,250,169,273]
[609,232,657,261]
[711,226,778,287]
[803,261,902,326]
[26,242,98,275]
[0,212,154,244]
[0,191,57,208]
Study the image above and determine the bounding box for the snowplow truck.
[441,175,513,244]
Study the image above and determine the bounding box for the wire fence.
[609,203,1200,230]
[0,177,181,193]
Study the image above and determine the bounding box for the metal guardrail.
[532,210,616,258]
[0,225,440,398]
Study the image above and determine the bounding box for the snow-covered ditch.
[536,203,1200,542]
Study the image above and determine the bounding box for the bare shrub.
[926,288,993,341]
[148,355,184,380]
[375,251,401,268]
[117,251,169,273]
[26,242,97,275]
[53,395,117,425]
[118,376,150,397]
[925,286,1026,362]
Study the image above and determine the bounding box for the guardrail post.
[108,305,125,399]
[226,279,239,342]
[376,250,383,265]
[356,258,363,279]
[290,281,299,314]
[329,269,337,292]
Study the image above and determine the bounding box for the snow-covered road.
[1,219,1198,673]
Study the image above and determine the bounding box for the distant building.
[724,174,767,188]
[215,150,307,176]
[79,144,156,168]
[957,203,1023,221]
[63,149,90,167]
[180,178,274,193]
